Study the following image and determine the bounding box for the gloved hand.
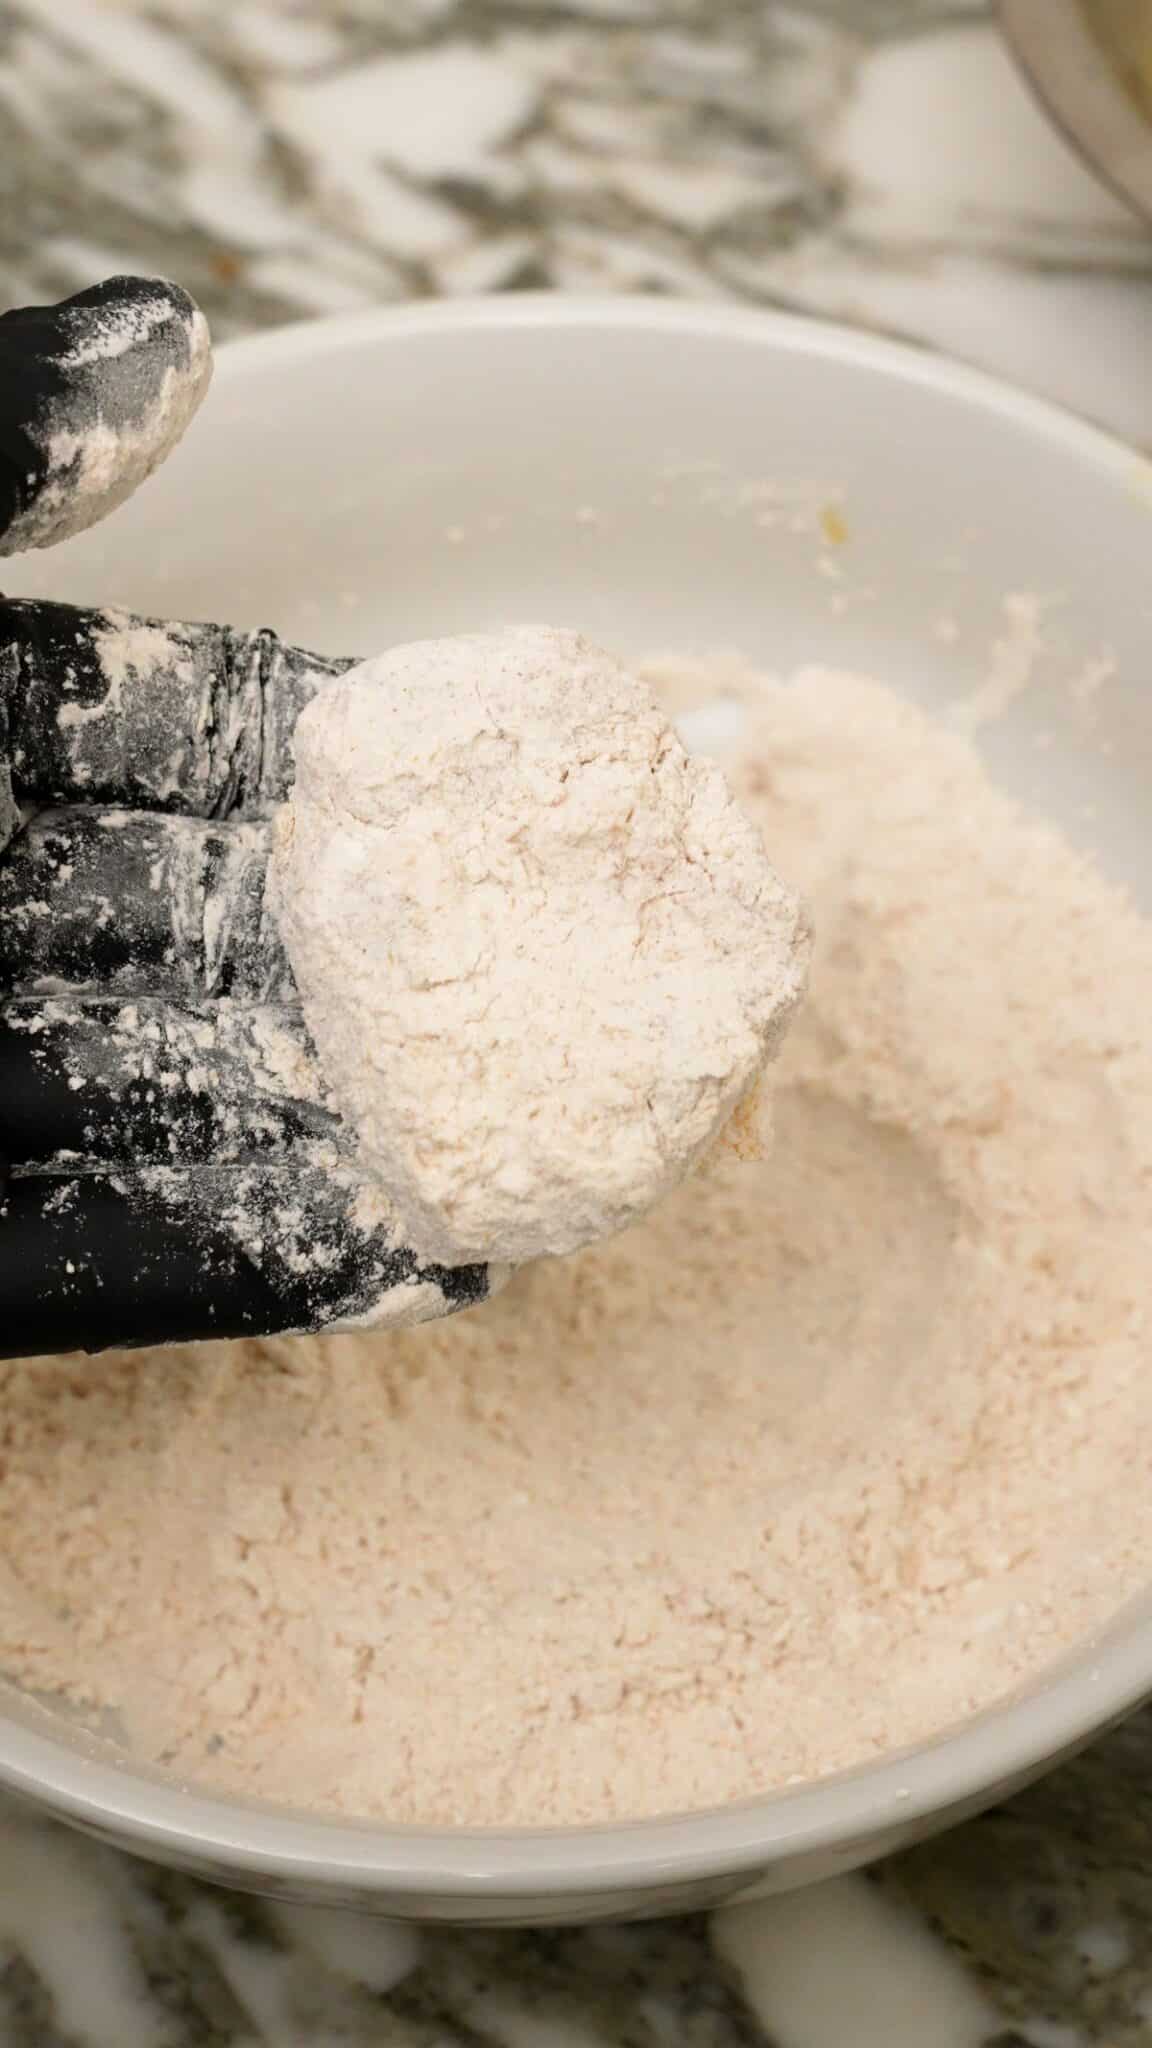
[0,277,495,1360]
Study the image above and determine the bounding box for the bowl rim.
[9,293,1152,1898]
[1000,0,1152,224]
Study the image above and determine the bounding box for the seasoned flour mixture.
[4,660,1152,1826]
[270,626,808,1266]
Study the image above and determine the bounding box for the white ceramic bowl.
[8,299,1152,1924]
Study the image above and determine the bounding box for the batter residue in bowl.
[2,659,1151,1827]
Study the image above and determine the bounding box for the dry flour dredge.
[4,657,1152,1826]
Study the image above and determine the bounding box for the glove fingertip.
[0,275,213,558]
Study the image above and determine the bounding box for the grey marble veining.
[2,1,1152,2043]
[1,0,1150,436]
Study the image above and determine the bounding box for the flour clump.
[270,625,809,1266]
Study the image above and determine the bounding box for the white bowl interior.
[6,299,1152,1909]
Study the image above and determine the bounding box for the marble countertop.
[2,0,1152,2042]
[3,0,1151,443]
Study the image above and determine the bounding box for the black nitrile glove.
[0,278,495,1359]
